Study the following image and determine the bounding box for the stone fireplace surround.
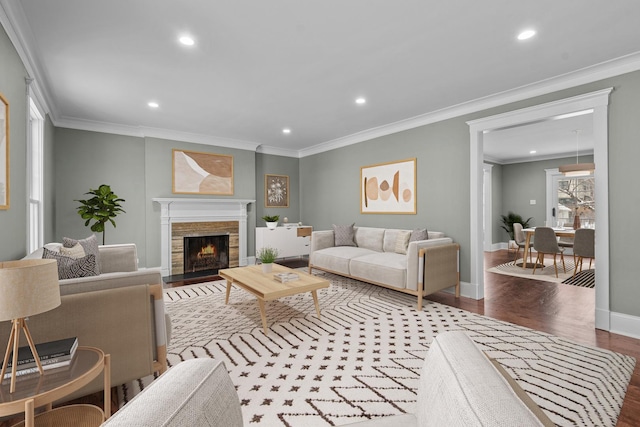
[153,198,254,277]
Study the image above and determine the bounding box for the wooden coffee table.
[219,264,330,334]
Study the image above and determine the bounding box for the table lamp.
[0,259,60,393]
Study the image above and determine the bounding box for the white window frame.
[27,97,44,253]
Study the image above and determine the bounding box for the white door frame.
[468,88,612,330]
[483,163,493,252]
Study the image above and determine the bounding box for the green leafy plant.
[262,215,280,223]
[256,246,279,264]
[500,211,532,240]
[76,184,126,245]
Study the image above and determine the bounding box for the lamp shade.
[0,259,60,321]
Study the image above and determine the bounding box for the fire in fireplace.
[183,234,229,274]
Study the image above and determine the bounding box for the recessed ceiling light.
[530,150,537,154]
[148,101,159,108]
[355,97,366,105]
[179,36,195,46]
[517,29,536,41]
[282,128,291,134]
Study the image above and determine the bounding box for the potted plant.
[500,212,532,249]
[256,246,279,273]
[262,215,280,230]
[76,184,126,245]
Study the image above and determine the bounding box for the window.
[27,97,44,253]
[546,169,595,229]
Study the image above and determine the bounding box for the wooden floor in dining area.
[426,249,640,427]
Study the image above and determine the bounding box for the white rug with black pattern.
[122,272,634,426]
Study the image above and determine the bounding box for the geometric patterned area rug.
[561,269,596,288]
[121,272,633,426]
[487,257,593,285]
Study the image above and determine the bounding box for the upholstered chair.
[532,227,566,278]
[512,223,533,266]
[572,228,595,277]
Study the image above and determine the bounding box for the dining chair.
[572,228,595,277]
[532,227,566,278]
[512,223,533,266]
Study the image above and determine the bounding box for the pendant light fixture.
[559,129,595,176]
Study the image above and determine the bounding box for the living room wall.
[255,153,300,227]
[0,24,29,261]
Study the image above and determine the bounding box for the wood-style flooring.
[426,250,640,427]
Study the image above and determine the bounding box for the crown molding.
[54,116,262,152]
[256,145,301,158]
[0,0,54,118]
[298,52,640,158]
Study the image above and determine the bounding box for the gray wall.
[0,25,28,261]
[255,153,300,226]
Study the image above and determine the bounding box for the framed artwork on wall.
[172,149,234,195]
[265,174,289,208]
[361,158,416,214]
[0,93,9,210]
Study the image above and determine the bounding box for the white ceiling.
[3,1,640,157]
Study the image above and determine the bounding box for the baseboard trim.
[610,311,640,340]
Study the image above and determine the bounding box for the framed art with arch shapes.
[0,93,9,210]
[361,158,416,214]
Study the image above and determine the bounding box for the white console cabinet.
[255,226,312,258]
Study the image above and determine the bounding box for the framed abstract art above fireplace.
[172,149,234,195]
[361,158,416,214]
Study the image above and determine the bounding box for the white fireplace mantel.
[153,198,255,276]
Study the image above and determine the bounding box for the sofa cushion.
[43,247,97,280]
[409,228,428,242]
[417,331,545,427]
[354,227,385,252]
[333,224,356,247]
[63,234,101,275]
[59,243,86,258]
[394,231,411,255]
[312,247,376,275]
[349,252,407,289]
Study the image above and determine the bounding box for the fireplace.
[183,234,230,274]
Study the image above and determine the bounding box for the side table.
[0,346,110,427]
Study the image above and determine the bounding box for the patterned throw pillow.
[59,242,86,259]
[409,228,429,242]
[63,234,100,275]
[333,223,356,247]
[394,230,411,254]
[43,247,97,280]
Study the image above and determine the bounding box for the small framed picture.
[265,174,289,208]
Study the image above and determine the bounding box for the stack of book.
[274,272,299,283]
[1,337,78,379]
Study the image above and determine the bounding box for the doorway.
[468,88,612,330]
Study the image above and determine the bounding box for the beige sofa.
[309,227,460,309]
[0,243,168,400]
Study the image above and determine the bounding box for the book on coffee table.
[274,272,299,283]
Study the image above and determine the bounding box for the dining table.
[521,227,576,269]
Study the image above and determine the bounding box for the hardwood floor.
[426,250,640,427]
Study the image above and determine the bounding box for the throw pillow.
[59,242,86,259]
[63,234,100,275]
[394,230,411,255]
[333,223,356,247]
[409,228,428,242]
[43,247,97,280]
